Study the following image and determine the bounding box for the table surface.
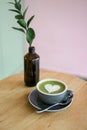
[0,70,87,130]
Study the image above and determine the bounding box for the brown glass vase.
[24,46,40,87]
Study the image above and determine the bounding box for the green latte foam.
[38,81,65,94]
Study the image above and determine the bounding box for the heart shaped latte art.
[44,84,61,93]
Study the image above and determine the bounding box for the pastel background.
[0,0,87,79]
[25,0,87,78]
[0,1,24,79]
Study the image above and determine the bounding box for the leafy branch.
[9,0,35,46]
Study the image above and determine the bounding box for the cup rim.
[36,78,67,96]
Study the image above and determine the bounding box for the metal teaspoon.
[36,90,74,113]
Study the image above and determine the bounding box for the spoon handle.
[36,90,74,113]
[36,102,60,113]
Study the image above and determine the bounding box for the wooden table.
[0,70,87,130]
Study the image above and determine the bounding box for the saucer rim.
[28,89,73,112]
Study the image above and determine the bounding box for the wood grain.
[0,70,87,130]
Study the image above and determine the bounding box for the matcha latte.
[36,78,67,104]
[38,80,65,94]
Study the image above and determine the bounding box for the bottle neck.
[28,46,35,54]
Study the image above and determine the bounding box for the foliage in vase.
[9,0,35,47]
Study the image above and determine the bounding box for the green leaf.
[15,14,23,19]
[12,27,25,33]
[14,0,16,2]
[15,2,21,11]
[17,19,26,29]
[18,0,21,4]
[9,9,20,14]
[23,6,28,19]
[9,0,36,46]
[14,0,17,3]
[8,2,15,5]
[27,15,35,27]
[26,28,35,46]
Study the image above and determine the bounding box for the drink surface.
[38,81,65,94]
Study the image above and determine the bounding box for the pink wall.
[25,0,87,77]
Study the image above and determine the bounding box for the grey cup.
[36,78,67,104]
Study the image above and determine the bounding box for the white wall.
[25,0,87,78]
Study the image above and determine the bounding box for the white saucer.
[28,89,73,112]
